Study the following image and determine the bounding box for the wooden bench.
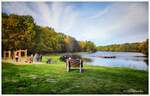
[66,59,83,73]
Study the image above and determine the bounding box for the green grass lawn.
[2,55,148,94]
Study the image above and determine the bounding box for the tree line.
[2,13,148,55]
[2,13,97,54]
[97,39,148,55]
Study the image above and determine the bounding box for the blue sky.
[2,2,148,45]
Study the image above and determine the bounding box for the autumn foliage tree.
[2,13,36,51]
[2,13,97,54]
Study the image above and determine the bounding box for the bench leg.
[67,65,70,72]
[79,64,82,73]
[80,68,82,73]
[67,63,70,72]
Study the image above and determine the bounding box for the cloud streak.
[2,2,148,45]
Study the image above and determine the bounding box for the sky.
[2,2,148,46]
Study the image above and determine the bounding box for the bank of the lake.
[2,55,148,94]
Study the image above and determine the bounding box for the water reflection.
[79,51,148,71]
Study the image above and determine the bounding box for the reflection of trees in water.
[131,56,148,65]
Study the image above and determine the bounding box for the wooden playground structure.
[3,49,32,63]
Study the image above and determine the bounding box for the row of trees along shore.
[97,39,148,56]
[2,13,148,55]
[2,13,97,55]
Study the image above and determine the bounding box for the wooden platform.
[95,56,116,58]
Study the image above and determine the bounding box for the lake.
[77,51,148,71]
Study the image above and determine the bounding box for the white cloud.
[2,2,148,45]
[33,2,52,26]
[71,2,148,45]
[33,2,79,34]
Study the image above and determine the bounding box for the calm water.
[78,51,148,71]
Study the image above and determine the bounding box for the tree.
[64,36,80,52]
[79,41,97,52]
[97,39,148,55]
[2,13,97,54]
[2,13,36,52]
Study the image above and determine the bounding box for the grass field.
[2,55,148,94]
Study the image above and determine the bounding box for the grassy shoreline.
[2,55,148,94]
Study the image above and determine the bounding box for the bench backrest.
[67,59,83,67]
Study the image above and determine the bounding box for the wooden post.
[3,51,6,59]
[19,50,21,62]
[7,51,10,59]
[66,59,70,72]
[79,60,82,73]
[25,49,27,58]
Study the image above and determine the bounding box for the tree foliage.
[97,39,148,55]
[2,13,35,51]
[2,13,97,54]
[79,41,96,52]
